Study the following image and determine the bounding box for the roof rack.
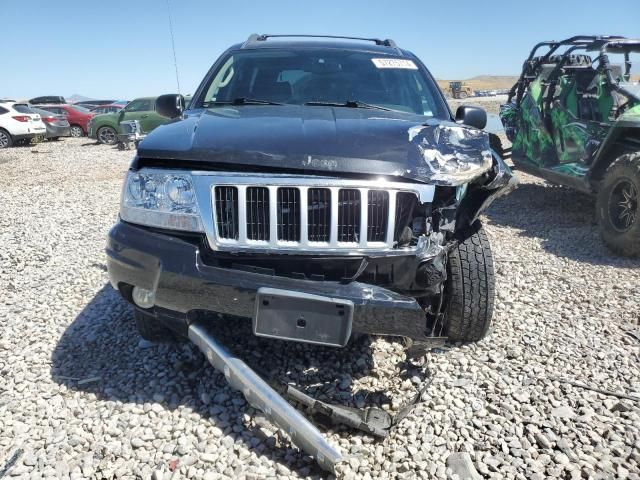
[243,34,398,49]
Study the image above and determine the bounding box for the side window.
[125,99,152,112]
[0,106,8,115]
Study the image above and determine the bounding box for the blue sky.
[1,0,638,99]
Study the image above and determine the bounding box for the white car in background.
[0,100,47,148]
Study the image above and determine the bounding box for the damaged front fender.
[456,151,517,230]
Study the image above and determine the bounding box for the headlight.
[120,169,203,232]
[420,147,493,185]
[411,123,494,186]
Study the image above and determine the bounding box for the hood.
[136,105,492,185]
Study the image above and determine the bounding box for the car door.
[142,101,168,133]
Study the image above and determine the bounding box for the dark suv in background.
[107,34,514,353]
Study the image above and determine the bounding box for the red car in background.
[31,104,95,137]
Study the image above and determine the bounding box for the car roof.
[228,39,411,57]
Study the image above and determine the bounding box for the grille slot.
[277,187,300,241]
[308,188,331,242]
[214,186,238,239]
[246,187,270,241]
[394,192,418,241]
[337,189,361,243]
[367,190,389,242]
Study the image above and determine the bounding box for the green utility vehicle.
[501,36,640,256]
[88,97,167,145]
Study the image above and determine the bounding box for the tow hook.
[188,323,343,472]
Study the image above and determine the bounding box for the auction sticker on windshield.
[371,58,418,69]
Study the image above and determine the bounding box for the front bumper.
[106,221,430,343]
[88,123,99,139]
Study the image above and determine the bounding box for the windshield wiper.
[304,100,395,112]
[205,97,285,107]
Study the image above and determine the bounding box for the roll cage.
[508,35,640,110]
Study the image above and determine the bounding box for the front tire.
[444,223,495,342]
[134,310,179,343]
[70,125,84,137]
[0,129,13,148]
[97,126,117,145]
[596,152,640,257]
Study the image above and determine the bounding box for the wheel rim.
[98,127,116,144]
[0,131,8,148]
[71,126,83,137]
[608,178,638,232]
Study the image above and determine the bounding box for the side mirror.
[156,94,185,119]
[455,106,487,130]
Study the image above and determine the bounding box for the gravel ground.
[448,97,504,116]
[0,137,639,480]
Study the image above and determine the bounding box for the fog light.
[132,286,155,309]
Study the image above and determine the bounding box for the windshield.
[198,49,448,118]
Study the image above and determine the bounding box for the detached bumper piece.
[188,323,343,472]
[286,385,392,438]
[189,322,433,472]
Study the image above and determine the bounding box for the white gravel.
[0,137,639,480]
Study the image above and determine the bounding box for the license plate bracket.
[254,288,353,347]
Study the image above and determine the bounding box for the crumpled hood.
[137,105,492,185]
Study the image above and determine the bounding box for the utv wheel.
[0,129,13,148]
[458,92,468,99]
[97,126,117,145]
[134,309,179,343]
[597,152,640,257]
[445,223,495,342]
[70,125,84,137]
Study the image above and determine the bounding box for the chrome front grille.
[192,173,435,254]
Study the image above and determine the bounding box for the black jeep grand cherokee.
[106,34,514,351]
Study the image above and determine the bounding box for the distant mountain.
[67,94,93,103]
